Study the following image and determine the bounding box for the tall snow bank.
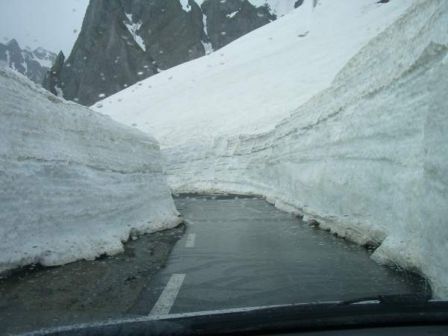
[168,0,448,297]
[0,67,181,273]
[97,0,448,297]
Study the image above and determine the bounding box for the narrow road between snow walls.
[131,195,430,315]
[1,195,430,334]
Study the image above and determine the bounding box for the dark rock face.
[44,0,292,106]
[201,0,274,50]
[46,0,158,105]
[0,39,56,85]
[295,0,305,8]
[132,0,205,70]
[42,52,65,97]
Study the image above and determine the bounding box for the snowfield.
[0,67,181,274]
[95,0,413,148]
[97,0,448,298]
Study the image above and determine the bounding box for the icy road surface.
[131,196,429,315]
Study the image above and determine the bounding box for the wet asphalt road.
[0,195,430,334]
[0,226,185,335]
[131,195,429,315]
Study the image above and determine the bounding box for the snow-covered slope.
[95,0,413,148]
[0,67,181,273]
[96,0,448,297]
[0,39,56,85]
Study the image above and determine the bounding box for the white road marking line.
[185,233,196,248]
[149,274,186,316]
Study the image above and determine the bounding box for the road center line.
[185,233,196,248]
[149,273,186,316]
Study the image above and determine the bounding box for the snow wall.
[0,67,181,273]
[164,0,448,297]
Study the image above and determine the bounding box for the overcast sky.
[0,0,89,55]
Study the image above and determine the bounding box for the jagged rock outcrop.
[0,39,56,85]
[42,51,65,97]
[201,0,275,50]
[44,0,298,106]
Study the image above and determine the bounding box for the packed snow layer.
[0,67,181,273]
[97,0,448,297]
[171,0,448,297]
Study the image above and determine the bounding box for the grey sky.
[0,0,89,55]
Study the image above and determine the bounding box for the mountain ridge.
[0,39,56,85]
[44,0,300,105]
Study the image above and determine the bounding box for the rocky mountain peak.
[43,0,299,106]
[43,52,65,97]
[7,39,20,50]
[0,39,56,85]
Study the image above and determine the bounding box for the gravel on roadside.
[0,224,185,335]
